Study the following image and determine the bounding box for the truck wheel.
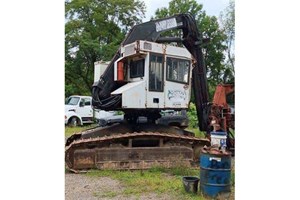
[99,119,107,127]
[69,117,79,127]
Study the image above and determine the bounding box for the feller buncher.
[65,13,235,172]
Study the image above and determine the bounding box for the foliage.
[187,102,198,128]
[220,0,235,83]
[65,0,145,97]
[153,0,229,88]
[186,102,206,138]
[229,128,235,136]
[186,127,206,138]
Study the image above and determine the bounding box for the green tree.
[220,0,235,83]
[153,0,228,92]
[187,102,198,128]
[65,0,145,97]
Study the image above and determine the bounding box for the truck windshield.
[66,97,80,105]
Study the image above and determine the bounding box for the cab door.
[77,97,93,122]
[147,53,165,108]
[164,57,191,109]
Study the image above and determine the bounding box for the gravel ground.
[65,173,173,200]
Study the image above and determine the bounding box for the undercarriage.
[65,123,210,172]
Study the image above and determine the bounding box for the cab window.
[149,54,164,92]
[130,59,145,78]
[166,57,190,84]
[85,99,91,106]
[79,98,91,106]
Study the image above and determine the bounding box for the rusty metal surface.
[212,84,234,107]
[66,123,199,146]
[65,123,195,147]
[72,147,193,170]
[65,131,210,172]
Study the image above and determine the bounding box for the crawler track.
[65,125,210,172]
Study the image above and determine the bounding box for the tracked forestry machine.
[65,13,234,172]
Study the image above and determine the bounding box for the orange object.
[212,84,234,106]
[117,61,124,81]
[210,84,234,134]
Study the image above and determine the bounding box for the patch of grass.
[169,166,199,177]
[148,166,168,173]
[86,168,206,200]
[65,124,97,138]
[148,157,199,177]
[186,128,206,138]
[93,190,118,198]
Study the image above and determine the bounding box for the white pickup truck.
[65,95,94,126]
[65,95,124,127]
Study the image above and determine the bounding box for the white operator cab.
[111,40,193,111]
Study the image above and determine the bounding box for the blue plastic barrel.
[200,148,231,198]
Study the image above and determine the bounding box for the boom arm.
[92,13,209,132]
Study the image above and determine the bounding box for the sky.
[143,0,230,21]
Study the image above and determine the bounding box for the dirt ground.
[65,173,173,200]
